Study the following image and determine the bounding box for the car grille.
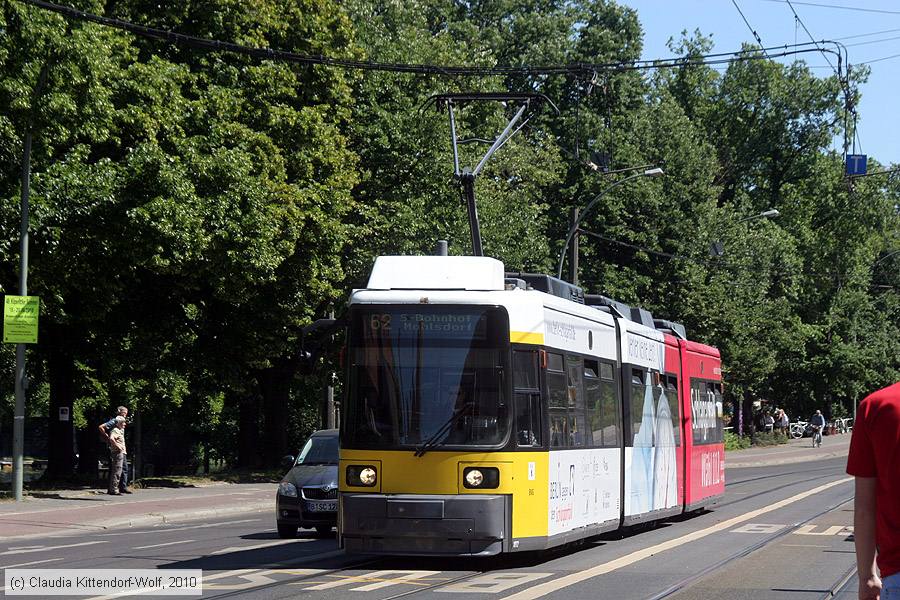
[302,487,337,500]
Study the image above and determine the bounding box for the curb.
[727,451,848,469]
[2,501,273,541]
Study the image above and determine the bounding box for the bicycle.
[812,425,823,448]
[789,421,808,439]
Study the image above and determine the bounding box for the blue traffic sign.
[846,154,867,176]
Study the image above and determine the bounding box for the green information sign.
[4,296,39,344]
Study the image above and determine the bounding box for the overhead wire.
[756,0,900,16]
[14,0,845,78]
[858,52,900,65]
[836,28,900,42]
[731,0,771,57]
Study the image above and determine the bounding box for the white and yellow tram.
[339,255,724,556]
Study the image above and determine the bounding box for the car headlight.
[278,481,298,497]
[346,465,377,487]
[463,466,499,489]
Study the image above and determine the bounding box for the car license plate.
[308,501,336,512]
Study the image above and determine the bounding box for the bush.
[751,431,790,447]
[725,431,751,451]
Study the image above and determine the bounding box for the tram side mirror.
[281,455,296,470]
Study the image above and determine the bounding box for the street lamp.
[557,167,665,280]
[709,208,780,257]
[737,208,780,224]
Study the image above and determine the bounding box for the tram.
[338,254,725,556]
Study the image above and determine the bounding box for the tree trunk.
[258,359,295,467]
[46,323,76,478]
[237,394,261,468]
[76,407,100,477]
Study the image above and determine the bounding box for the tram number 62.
[370,314,392,331]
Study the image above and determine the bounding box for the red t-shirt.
[846,382,900,579]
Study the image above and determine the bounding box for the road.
[0,456,857,599]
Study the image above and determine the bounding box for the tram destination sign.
[365,310,487,340]
[3,295,40,344]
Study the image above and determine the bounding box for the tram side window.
[586,360,619,447]
[515,393,542,447]
[691,379,724,445]
[513,350,540,390]
[665,375,681,446]
[631,370,648,439]
[513,350,542,447]
[546,353,567,408]
[566,355,587,447]
[547,352,568,448]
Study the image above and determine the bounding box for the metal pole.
[569,208,579,285]
[12,125,33,502]
[326,310,335,429]
[557,170,658,280]
[461,173,483,256]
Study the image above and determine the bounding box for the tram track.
[725,464,838,487]
[643,495,854,600]
[820,564,857,599]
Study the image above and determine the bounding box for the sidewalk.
[0,482,276,540]
[726,431,851,468]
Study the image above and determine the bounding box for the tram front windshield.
[344,306,509,449]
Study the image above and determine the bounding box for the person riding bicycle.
[810,409,826,447]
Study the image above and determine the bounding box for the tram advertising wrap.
[548,449,620,536]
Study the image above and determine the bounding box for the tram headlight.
[463,466,499,489]
[347,465,378,487]
[465,469,483,487]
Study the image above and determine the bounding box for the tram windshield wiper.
[413,402,473,458]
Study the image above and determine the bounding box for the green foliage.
[0,0,897,470]
[724,431,750,451]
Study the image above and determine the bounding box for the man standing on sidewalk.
[98,406,131,493]
[107,417,127,496]
[846,381,900,600]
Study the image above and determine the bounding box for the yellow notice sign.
[4,295,39,344]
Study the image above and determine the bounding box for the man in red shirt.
[847,382,900,600]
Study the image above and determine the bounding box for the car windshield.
[343,306,510,450]
[296,435,338,465]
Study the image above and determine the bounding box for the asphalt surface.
[0,440,857,599]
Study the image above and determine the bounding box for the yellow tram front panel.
[340,449,549,539]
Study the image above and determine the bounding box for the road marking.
[438,573,554,593]
[204,569,325,591]
[87,569,271,599]
[99,518,262,536]
[0,557,64,569]
[502,477,853,600]
[795,525,849,536]
[732,523,784,534]
[132,539,195,550]
[212,539,313,554]
[302,570,443,591]
[8,545,44,550]
[783,544,831,548]
[0,540,107,555]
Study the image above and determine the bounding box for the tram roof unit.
[354,255,684,340]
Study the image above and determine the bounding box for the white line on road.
[99,518,263,537]
[132,540,196,550]
[0,540,107,555]
[0,557,64,569]
[502,477,853,600]
[212,539,313,554]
